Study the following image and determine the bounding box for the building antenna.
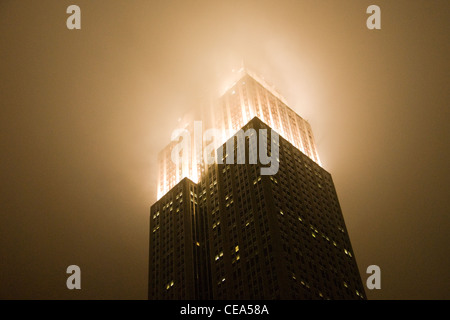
[240,58,246,73]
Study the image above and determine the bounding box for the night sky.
[1,0,449,299]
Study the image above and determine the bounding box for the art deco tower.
[149,70,366,300]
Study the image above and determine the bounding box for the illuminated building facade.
[210,71,321,165]
[157,70,320,199]
[157,130,202,200]
[149,72,366,300]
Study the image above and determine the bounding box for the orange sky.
[0,0,449,299]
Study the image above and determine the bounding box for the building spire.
[240,58,246,73]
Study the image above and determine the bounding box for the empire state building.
[148,69,366,300]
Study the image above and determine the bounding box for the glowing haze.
[0,1,449,300]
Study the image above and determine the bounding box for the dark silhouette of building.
[148,178,211,299]
[149,116,366,300]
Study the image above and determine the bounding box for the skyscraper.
[149,71,366,300]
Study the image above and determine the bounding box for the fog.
[1,0,449,299]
